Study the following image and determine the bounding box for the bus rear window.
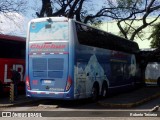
[29,21,68,41]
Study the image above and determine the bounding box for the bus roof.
[75,20,137,43]
[74,18,139,53]
[0,34,25,42]
[75,20,140,54]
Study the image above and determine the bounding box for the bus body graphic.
[0,34,25,94]
[26,17,140,100]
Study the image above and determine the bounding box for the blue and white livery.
[26,17,139,100]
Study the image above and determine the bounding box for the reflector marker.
[30,91,65,95]
[31,92,37,94]
[29,52,69,55]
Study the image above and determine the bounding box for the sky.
[0,0,40,37]
[0,12,29,37]
[0,0,104,37]
[0,0,154,48]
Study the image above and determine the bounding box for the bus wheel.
[101,82,108,97]
[91,84,99,102]
[157,78,160,87]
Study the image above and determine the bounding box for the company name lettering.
[4,64,24,83]
[30,44,66,49]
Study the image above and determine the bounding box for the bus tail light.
[65,76,72,91]
[26,76,31,90]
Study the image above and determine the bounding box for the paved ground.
[0,94,42,107]
[0,86,160,109]
[98,86,160,108]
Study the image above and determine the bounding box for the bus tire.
[91,83,99,102]
[157,78,160,87]
[101,81,108,97]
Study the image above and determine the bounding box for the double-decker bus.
[26,17,140,100]
[0,34,25,95]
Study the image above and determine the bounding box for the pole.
[10,83,14,102]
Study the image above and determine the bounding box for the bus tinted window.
[75,22,139,53]
[0,39,25,59]
[30,21,69,41]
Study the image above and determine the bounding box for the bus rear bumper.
[26,90,73,100]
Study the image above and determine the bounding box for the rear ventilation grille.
[32,58,64,78]
[32,58,47,70]
[48,58,64,70]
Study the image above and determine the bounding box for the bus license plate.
[44,80,52,84]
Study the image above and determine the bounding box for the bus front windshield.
[29,21,68,41]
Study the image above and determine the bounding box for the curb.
[97,93,160,108]
[38,104,59,108]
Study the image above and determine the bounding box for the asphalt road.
[0,86,160,119]
[0,96,160,119]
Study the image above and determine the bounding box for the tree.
[0,0,27,21]
[36,0,107,25]
[106,0,160,41]
[36,0,160,41]
[0,0,27,34]
[150,22,160,48]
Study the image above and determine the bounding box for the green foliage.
[37,0,160,42]
[150,22,160,48]
[108,0,160,41]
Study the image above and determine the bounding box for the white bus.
[145,62,160,86]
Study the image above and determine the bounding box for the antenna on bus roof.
[47,18,52,23]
